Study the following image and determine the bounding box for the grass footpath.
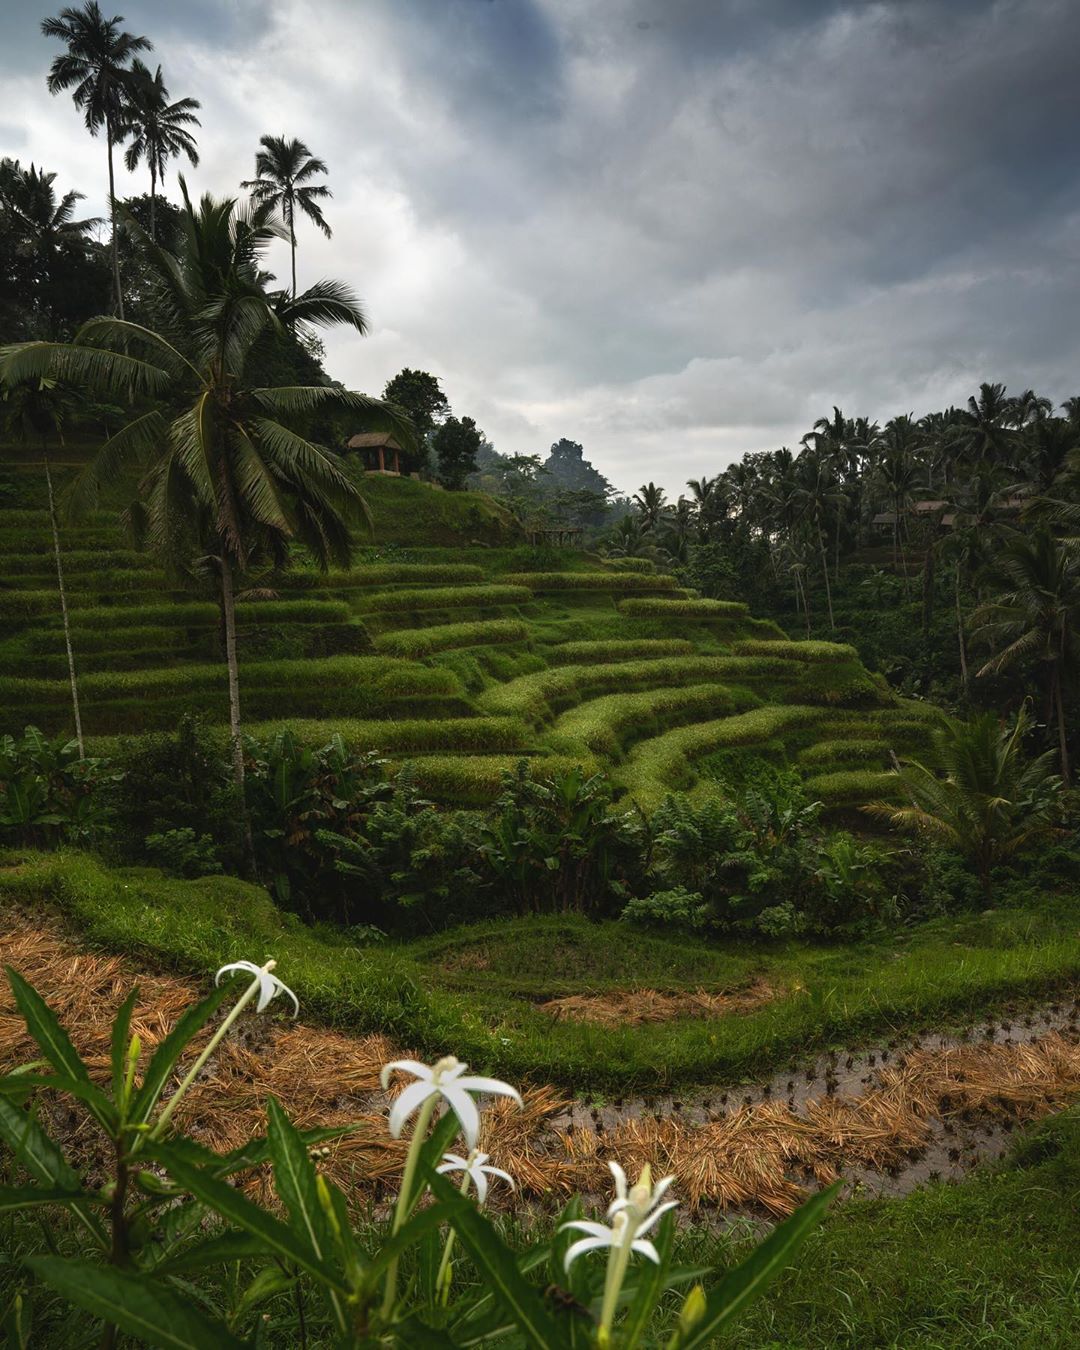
[3,851,1080,1094]
[713,1108,1080,1347]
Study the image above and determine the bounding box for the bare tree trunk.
[955,569,969,692]
[220,554,255,869]
[44,450,83,757]
[290,226,297,299]
[819,532,835,630]
[107,118,124,320]
[150,161,157,242]
[1054,666,1070,782]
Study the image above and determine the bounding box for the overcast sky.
[3,0,1079,496]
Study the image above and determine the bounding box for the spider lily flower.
[436,1149,514,1206]
[560,1163,681,1345]
[215,959,299,1017]
[381,1056,522,1150]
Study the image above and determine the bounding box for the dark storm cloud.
[1,0,1078,492]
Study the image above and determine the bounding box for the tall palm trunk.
[818,530,835,630]
[43,448,83,757]
[220,553,255,869]
[955,568,969,692]
[287,201,297,298]
[149,159,157,241]
[106,114,124,319]
[1053,663,1070,783]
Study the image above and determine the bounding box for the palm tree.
[866,708,1062,901]
[792,450,845,629]
[951,382,1019,471]
[971,528,1080,780]
[118,59,200,240]
[42,2,152,318]
[0,184,412,815]
[0,158,101,254]
[873,416,922,576]
[241,135,332,297]
[1,376,85,755]
[632,481,668,531]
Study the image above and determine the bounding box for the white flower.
[380,1056,522,1150]
[561,1162,679,1272]
[436,1149,515,1205]
[215,959,299,1017]
[605,1160,677,1224]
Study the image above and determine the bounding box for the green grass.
[730,638,860,663]
[549,683,758,757]
[5,851,1080,1093]
[389,751,598,804]
[62,599,353,629]
[350,473,520,546]
[616,597,750,618]
[503,571,679,592]
[353,584,531,614]
[720,1110,1080,1347]
[544,638,695,664]
[803,768,901,805]
[372,619,531,658]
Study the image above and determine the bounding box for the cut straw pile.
[2,914,1079,1216]
[540,981,777,1026]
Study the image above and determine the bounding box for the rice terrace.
[2,2,1080,1347]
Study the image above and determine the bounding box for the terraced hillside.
[0,448,941,811]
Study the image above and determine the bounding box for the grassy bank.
[3,851,1080,1093]
[718,1108,1080,1346]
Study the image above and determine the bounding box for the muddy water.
[543,992,1080,1204]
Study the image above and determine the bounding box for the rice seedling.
[373,618,530,657]
[503,571,679,592]
[617,598,751,618]
[354,584,532,613]
[544,638,694,664]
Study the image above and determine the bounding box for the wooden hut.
[346,432,408,475]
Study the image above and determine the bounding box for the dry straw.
[2,916,1079,1216]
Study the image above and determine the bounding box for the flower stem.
[435,1170,472,1305]
[381,1093,439,1322]
[599,1214,634,1345]
[150,970,266,1139]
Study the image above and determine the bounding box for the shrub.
[142,826,224,878]
[503,571,678,592]
[622,885,713,931]
[545,638,694,664]
[355,584,531,613]
[0,725,117,848]
[616,597,750,618]
[373,618,530,658]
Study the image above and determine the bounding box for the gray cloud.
[2,0,1078,495]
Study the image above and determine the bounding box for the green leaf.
[362,1199,468,1288]
[679,1183,838,1349]
[233,1266,294,1322]
[132,984,233,1125]
[0,1185,102,1214]
[391,1316,459,1348]
[5,968,112,1130]
[425,1168,568,1350]
[145,1144,350,1295]
[265,1096,347,1334]
[150,1231,274,1278]
[110,985,138,1105]
[0,1096,107,1248]
[24,1257,248,1350]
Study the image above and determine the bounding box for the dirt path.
[2,909,1079,1219]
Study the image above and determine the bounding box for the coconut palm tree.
[971,528,1080,780]
[866,707,1062,900]
[792,450,846,629]
[118,59,200,240]
[0,183,412,815]
[632,481,668,531]
[951,382,1020,471]
[241,135,332,297]
[41,2,152,318]
[0,158,100,255]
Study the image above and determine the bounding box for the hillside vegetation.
[0,449,935,815]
